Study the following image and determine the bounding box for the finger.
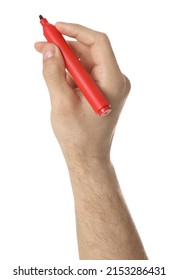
[35,41,89,89]
[67,41,94,73]
[66,71,77,88]
[55,22,121,69]
[34,41,47,53]
[42,43,77,112]
[35,40,94,73]
[55,22,102,46]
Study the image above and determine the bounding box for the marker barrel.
[40,18,111,116]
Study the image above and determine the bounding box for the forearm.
[67,158,148,260]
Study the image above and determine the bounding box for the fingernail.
[55,22,69,28]
[55,21,67,25]
[43,44,56,61]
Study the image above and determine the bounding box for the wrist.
[66,153,111,174]
[66,155,118,199]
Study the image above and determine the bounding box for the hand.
[34,23,130,165]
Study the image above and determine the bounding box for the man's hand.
[35,23,147,260]
[35,23,130,165]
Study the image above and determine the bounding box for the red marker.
[39,15,112,117]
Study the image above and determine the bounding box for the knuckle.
[74,23,81,29]
[97,32,110,43]
[113,74,131,104]
[72,23,82,33]
[123,75,131,94]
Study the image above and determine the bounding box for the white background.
[0,0,178,278]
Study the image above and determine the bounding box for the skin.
[34,22,147,260]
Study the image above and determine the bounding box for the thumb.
[42,43,73,109]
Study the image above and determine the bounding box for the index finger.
[55,22,102,46]
[55,22,120,69]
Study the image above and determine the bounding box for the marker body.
[40,17,111,116]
